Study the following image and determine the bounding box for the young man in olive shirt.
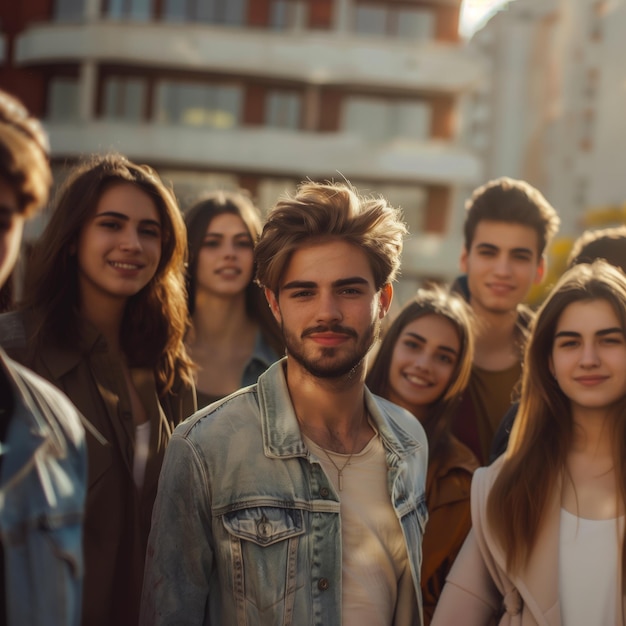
[451,177,560,463]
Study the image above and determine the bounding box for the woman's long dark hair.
[22,153,194,395]
[488,261,626,584]
[184,190,283,357]
[367,287,474,461]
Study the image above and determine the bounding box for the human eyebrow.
[94,211,129,221]
[332,277,370,288]
[281,280,318,292]
[597,327,624,337]
[554,331,581,339]
[475,243,499,253]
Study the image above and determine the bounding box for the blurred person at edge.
[367,287,479,625]
[432,260,626,625]
[0,152,196,626]
[491,224,626,461]
[184,190,283,408]
[141,181,429,626]
[0,89,87,625]
[450,177,560,464]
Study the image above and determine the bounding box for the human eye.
[601,333,624,345]
[98,219,121,230]
[140,225,161,238]
[402,338,420,351]
[556,338,578,349]
[202,238,220,248]
[236,238,253,249]
[291,290,315,299]
[478,248,496,257]
[513,252,532,262]
[437,353,454,365]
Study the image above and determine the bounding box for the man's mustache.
[301,325,358,339]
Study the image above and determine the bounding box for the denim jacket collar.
[0,350,67,499]
[258,358,423,462]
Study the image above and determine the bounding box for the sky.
[459,0,511,38]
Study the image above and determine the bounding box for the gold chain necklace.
[305,408,367,491]
[320,446,354,491]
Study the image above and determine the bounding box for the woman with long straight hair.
[0,153,196,626]
[432,260,626,625]
[184,190,283,407]
[367,287,478,624]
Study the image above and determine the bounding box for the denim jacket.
[0,349,86,626]
[141,358,428,626]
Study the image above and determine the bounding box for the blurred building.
[464,0,626,241]
[1,0,484,292]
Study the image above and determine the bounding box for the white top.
[303,432,417,626]
[559,508,622,626]
[133,420,151,489]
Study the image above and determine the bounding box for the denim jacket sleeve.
[140,432,213,626]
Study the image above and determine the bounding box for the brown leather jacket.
[0,310,196,626]
[422,435,479,625]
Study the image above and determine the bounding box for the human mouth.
[109,260,143,271]
[487,283,515,296]
[574,375,609,387]
[404,373,432,388]
[216,267,241,277]
[309,333,351,347]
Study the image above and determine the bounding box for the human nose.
[580,342,600,368]
[119,227,142,252]
[493,254,512,276]
[316,291,342,323]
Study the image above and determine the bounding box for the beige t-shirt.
[303,433,418,626]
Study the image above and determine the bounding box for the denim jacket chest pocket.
[221,505,306,618]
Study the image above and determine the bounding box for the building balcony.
[44,120,482,186]
[16,21,482,93]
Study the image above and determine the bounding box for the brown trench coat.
[431,458,626,626]
[0,311,196,626]
[422,436,479,625]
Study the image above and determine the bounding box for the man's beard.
[282,319,381,380]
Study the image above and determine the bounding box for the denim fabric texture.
[0,349,86,626]
[141,358,428,626]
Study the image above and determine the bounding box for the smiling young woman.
[367,287,479,624]
[184,190,283,407]
[432,260,626,625]
[0,153,196,626]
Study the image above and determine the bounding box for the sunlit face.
[76,183,162,307]
[195,213,254,298]
[0,177,25,289]
[550,299,626,417]
[265,239,392,380]
[387,314,460,420]
[461,220,544,316]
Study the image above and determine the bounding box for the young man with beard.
[141,182,429,626]
[451,177,560,464]
[0,90,87,625]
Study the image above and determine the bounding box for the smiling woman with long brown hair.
[432,260,626,625]
[0,153,196,626]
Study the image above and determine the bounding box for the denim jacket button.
[318,578,330,591]
[320,487,330,498]
[257,520,272,538]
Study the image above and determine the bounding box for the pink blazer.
[431,458,626,626]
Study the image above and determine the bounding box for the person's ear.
[264,287,282,326]
[378,283,393,319]
[534,257,546,284]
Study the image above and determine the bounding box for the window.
[53,0,85,21]
[351,180,427,234]
[269,0,307,30]
[265,91,301,129]
[354,2,435,40]
[105,0,152,20]
[48,77,80,121]
[343,97,431,142]
[102,77,146,121]
[155,81,242,128]
[163,0,247,25]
